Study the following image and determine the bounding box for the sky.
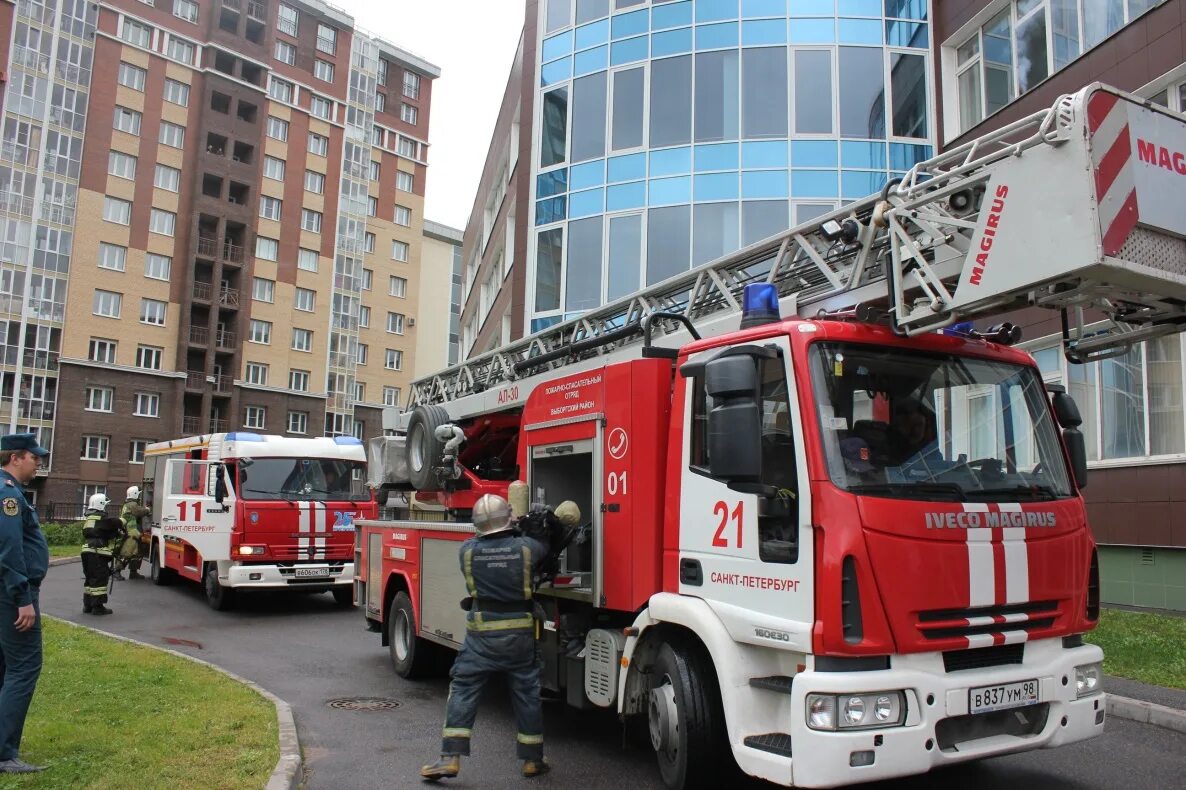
[335,0,529,231]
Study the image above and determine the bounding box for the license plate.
[294,566,330,578]
[969,679,1039,714]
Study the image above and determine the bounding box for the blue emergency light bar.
[740,282,781,329]
[225,432,264,442]
[333,436,364,445]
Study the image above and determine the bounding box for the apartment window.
[244,406,267,429]
[364,232,376,252]
[362,269,373,290]
[154,164,181,192]
[118,62,146,91]
[163,78,190,107]
[384,348,403,370]
[108,151,136,180]
[121,19,152,48]
[389,276,407,298]
[396,171,414,192]
[358,306,371,328]
[377,59,389,85]
[80,484,108,505]
[149,209,175,237]
[353,382,366,402]
[394,205,411,226]
[310,96,332,120]
[136,345,163,370]
[397,137,418,158]
[252,277,275,303]
[371,125,384,145]
[291,328,313,352]
[89,339,117,364]
[301,209,322,233]
[369,162,381,183]
[289,369,310,391]
[314,59,335,83]
[173,0,198,23]
[297,248,318,272]
[129,440,147,464]
[356,342,369,363]
[392,240,409,262]
[267,116,289,141]
[166,37,195,64]
[400,104,418,125]
[277,3,299,36]
[375,92,386,113]
[308,133,328,156]
[304,170,325,193]
[98,243,127,272]
[245,362,268,385]
[145,254,171,281]
[256,237,279,261]
[81,435,110,461]
[263,156,286,181]
[316,23,337,54]
[85,386,114,413]
[93,290,122,318]
[140,298,167,326]
[259,196,282,221]
[133,392,160,417]
[249,320,272,344]
[386,312,405,334]
[159,122,185,149]
[269,78,294,103]
[403,71,421,99]
[287,411,308,434]
[367,196,378,216]
[275,40,296,65]
[113,106,141,135]
[294,288,315,311]
[382,386,401,407]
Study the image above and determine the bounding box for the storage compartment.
[529,440,595,582]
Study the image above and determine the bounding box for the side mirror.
[705,355,762,482]
[1047,386,1087,488]
[214,465,228,505]
[1050,389,1082,429]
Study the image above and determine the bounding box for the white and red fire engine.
[143,432,374,610]
[356,84,1186,788]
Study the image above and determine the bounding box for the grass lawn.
[1085,607,1186,690]
[0,618,277,789]
[47,544,78,559]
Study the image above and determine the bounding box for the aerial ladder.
[393,83,1186,427]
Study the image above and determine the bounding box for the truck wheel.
[406,405,451,491]
[150,542,174,586]
[389,591,437,678]
[204,564,236,611]
[332,586,354,607]
[648,640,730,790]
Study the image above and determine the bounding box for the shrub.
[40,521,84,546]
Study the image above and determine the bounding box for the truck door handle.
[679,558,703,586]
[162,517,177,522]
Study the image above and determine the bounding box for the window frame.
[132,391,160,418]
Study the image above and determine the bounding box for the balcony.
[222,0,241,8]
[224,242,245,264]
[247,1,267,20]
[1,348,58,371]
[0,192,34,216]
[11,46,50,74]
[192,282,213,302]
[197,236,218,259]
[219,287,240,309]
[215,329,236,350]
[189,326,209,346]
[183,416,230,435]
[214,374,233,393]
[185,370,208,390]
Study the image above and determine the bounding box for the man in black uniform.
[80,494,122,615]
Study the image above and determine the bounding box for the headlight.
[843,696,866,726]
[806,691,905,731]
[807,694,836,730]
[1075,662,1103,697]
[237,545,266,556]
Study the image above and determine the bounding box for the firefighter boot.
[128,570,143,579]
[522,759,550,778]
[91,605,112,616]
[419,755,460,781]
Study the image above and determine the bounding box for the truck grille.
[942,643,1024,673]
[269,545,351,560]
[917,600,1059,641]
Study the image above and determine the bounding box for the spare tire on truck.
[405,405,451,491]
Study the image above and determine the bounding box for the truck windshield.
[237,458,369,502]
[809,342,1073,502]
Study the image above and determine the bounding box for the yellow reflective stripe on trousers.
[84,586,107,594]
[442,728,471,738]
[466,614,534,632]
[463,549,477,597]
[516,733,543,745]
[522,545,532,598]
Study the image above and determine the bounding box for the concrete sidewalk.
[1106,675,1186,735]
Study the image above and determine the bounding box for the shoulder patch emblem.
[2,498,18,517]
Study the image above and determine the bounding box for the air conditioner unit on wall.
[408,317,415,327]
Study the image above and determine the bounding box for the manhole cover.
[327,697,401,711]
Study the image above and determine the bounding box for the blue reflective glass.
[742,140,789,168]
[575,19,610,50]
[788,0,833,15]
[841,141,886,170]
[696,22,739,49]
[697,0,739,23]
[608,152,647,182]
[650,146,693,176]
[535,196,567,225]
[569,188,605,218]
[543,31,574,62]
[742,0,786,17]
[741,19,787,45]
[541,59,572,86]
[611,8,648,38]
[611,35,649,65]
[652,27,693,57]
[841,170,885,199]
[573,45,609,75]
[889,143,932,171]
[886,19,928,48]
[531,315,564,333]
[652,0,693,30]
[789,18,834,43]
[886,0,927,20]
[837,0,880,15]
[791,169,838,198]
[694,172,739,200]
[570,160,605,190]
[649,175,693,205]
[695,142,739,170]
[791,140,838,168]
[838,18,882,45]
[537,168,569,198]
[606,180,646,210]
[742,170,789,199]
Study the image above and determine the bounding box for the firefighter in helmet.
[79,494,122,615]
[116,485,150,580]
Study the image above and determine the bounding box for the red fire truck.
[356,85,1186,787]
[143,432,374,610]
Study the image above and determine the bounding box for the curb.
[48,555,80,566]
[1106,693,1186,735]
[48,616,302,790]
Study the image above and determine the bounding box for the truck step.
[748,675,794,694]
[744,733,793,757]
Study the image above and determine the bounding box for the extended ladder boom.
[404,84,1186,421]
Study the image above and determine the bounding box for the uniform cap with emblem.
[1,432,49,457]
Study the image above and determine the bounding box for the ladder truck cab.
[357,84,1186,788]
[143,432,374,610]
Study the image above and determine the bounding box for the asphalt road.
[38,564,1186,790]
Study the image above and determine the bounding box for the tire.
[405,405,452,491]
[332,586,354,607]
[150,541,174,586]
[204,563,236,611]
[648,639,732,790]
[388,591,438,678]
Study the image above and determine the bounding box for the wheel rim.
[648,674,679,762]
[409,423,426,472]
[393,609,411,662]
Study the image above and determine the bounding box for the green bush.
[40,521,84,546]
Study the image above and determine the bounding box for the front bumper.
[225,561,353,590]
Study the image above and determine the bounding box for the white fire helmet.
[126,485,141,500]
[472,494,513,536]
[88,493,110,512]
